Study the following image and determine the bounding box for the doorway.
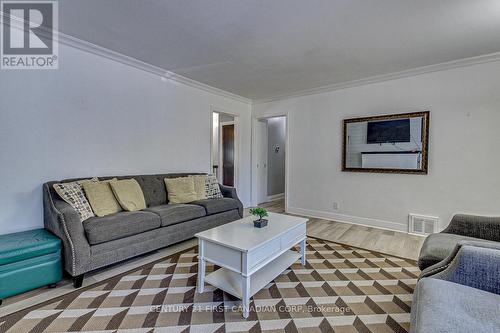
[211,111,236,187]
[254,116,287,206]
[222,123,235,186]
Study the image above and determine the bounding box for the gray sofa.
[410,241,500,333]
[417,214,500,271]
[43,173,243,287]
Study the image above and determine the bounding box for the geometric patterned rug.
[0,237,419,333]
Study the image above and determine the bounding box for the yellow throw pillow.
[110,179,146,211]
[82,178,122,217]
[189,175,207,200]
[164,177,198,204]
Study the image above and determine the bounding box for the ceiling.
[58,0,500,100]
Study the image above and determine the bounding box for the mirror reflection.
[343,112,429,174]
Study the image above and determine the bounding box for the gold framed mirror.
[342,111,430,174]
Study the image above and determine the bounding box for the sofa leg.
[48,283,57,289]
[73,274,84,288]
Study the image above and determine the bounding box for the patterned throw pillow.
[53,178,98,221]
[205,174,223,199]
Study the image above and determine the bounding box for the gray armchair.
[410,242,500,333]
[417,214,500,270]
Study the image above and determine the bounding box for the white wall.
[253,60,500,232]
[0,42,252,235]
[267,117,286,196]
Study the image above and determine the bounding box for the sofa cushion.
[134,175,168,207]
[191,198,239,215]
[83,211,161,245]
[418,233,498,270]
[145,204,206,227]
[410,278,500,333]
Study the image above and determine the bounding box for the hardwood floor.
[253,199,425,260]
[254,199,286,214]
[307,218,424,260]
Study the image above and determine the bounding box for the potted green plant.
[249,207,269,228]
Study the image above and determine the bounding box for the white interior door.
[256,119,268,204]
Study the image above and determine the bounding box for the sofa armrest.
[43,183,91,276]
[442,214,500,241]
[219,184,243,217]
[420,241,500,295]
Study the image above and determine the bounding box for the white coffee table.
[195,212,308,318]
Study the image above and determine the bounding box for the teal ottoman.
[0,229,62,305]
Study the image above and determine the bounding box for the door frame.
[254,119,268,205]
[251,113,289,211]
[210,106,240,192]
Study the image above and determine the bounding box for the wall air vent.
[409,214,438,235]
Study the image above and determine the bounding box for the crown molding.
[253,51,500,104]
[0,10,251,104]
[58,33,252,104]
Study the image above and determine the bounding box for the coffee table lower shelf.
[205,250,301,299]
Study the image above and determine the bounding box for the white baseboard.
[266,193,285,202]
[287,206,408,233]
